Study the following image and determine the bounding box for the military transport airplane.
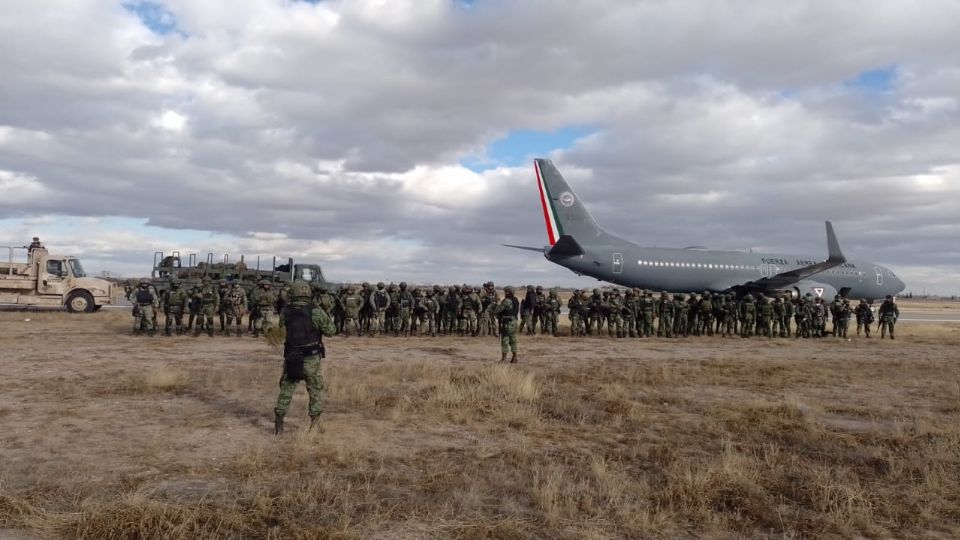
[505,159,906,300]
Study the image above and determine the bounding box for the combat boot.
[208,327,215,337]
[510,352,517,364]
[274,413,284,435]
[500,352,507,363]
[309,415,324,433]
[236,328,243,337]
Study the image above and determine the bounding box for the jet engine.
[790,281,838,301]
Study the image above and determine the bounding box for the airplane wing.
[737,221,846,292]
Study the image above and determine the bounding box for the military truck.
[147,250,334,295]
[0,238,119,312]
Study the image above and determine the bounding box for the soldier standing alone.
[878,295,899,339]
[496,286,520,363]
[273,280,336,435]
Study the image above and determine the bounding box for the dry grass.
[1,310,960,538]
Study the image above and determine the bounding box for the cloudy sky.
[1,0,958,294]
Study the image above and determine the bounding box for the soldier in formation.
[138,278,899,343]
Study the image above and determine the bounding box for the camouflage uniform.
[829,295,844,337]
[341,286,364,337]
[460,286,481,336]
[567,290,584,337]
[588,289,604,336]
[673,295,689,337]
[369,282,391,337]
[521,286,536,335]
[193,278,220,337]
[479,283,499,337]
[838,300,852,337]
[622,290,638,338]
[878,296,899,339]
[758,297,774,338]
[273,281,336,435]
[854,299,873,337]
[496,287,520,362]
[739,295,756,338]
[131,279,159,335]
[543,288,561,336]
[249,281,278,338]
[443,287,462,335]
[162,279,190,336]
[216,280,231,332]
[781,297,794,338]
[659,293,674,338]
[222,283,248,337]
[723,295,738,337]
[639,291,656,337]
[698,292,714,336]
[420,289,438,336]
[605,289,624,338]
[397,282,415,336]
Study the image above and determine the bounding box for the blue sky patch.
[123,1,179,35]
[463,126,592,172]
[846,66,897,93]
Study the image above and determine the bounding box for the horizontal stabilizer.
[547,235,584,258]
[503,244,545,253]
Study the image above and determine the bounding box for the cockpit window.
[69,259,86,277]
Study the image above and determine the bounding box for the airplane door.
[612,253,623,274]
[874,266,883,286]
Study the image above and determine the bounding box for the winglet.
[825,221,846,263]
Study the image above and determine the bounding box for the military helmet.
[504,285,515,294]
[526,285,534,291]
[744,294,754,301]
[886,294,893,299]
[593,288,601,295]
[346,285,355,293]
[139,278,149,286]
[463,285,473,293]
[202,276,212,283]
[860,298,867,303]
[219,279,227,286]
[289,280,312,299]
[535,285,543,292]
[433,284,442,292]
[170,278,181,287]
[263,281,272,288]
[232,281,241,288]
[399,281,407,289]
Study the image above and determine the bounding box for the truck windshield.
[68,259,86,277]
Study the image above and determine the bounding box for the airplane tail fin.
[534,159,604,245]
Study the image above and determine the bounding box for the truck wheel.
[66,291,95,313]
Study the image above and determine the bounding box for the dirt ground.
[1,303,959,538]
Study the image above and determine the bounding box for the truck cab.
[0,240,117,312]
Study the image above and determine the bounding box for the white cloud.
[151,109,187,132]
[0,0,959,293]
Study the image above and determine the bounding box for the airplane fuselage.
[551,234,905,300]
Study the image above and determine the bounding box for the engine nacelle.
[791,281,838,301]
